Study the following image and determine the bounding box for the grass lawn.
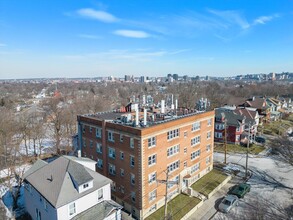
[214,143,265,154]
[145,194,201,220]
[191,169,228,197]
[263,118,293,135]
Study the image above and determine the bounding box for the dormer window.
[83,183,89,189]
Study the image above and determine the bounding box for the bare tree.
[270,136,293,166]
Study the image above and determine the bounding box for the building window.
[131,191,136,203]
[167,144,180,157]
[97,188,103,201]
[69,203,76,216]
[207,131,211,140]
[168,175,179,189]
[149,189,157,202]
[191,150,201,160]
[148,172,156,184]
[215,123,224,130]
[90,140,93,148]
[149,204,157,212]
[148,154,157,166]
[148,137,156,147]
[236,135,240,141]
[215,132,223,138]
[131,173,135,185]
[111,182,116,191]
[82,125,85,133]
[120,134,123,142]
[109,163,116,175]
[108,131,114,142]
[120,151,124,160]
[206,157,211,165]
[121,186,125,194]
[83,183,89,189]
[108,147,116,159]
[184,131,188,138]
[191,122,201,131]
[208,118,212,126]
[44,200,48,211]
[96,143,102,154]
[97,159,103,169]
[130,155,135,167]
[206,144,211,152]
[36,208,41,220]
[167,160,180,173]
[120,169,125,177]
[167,128,180,140]
[236,127,241,132]
[184,161,187,168]
[130,138,134,148]
[191,136,201,146]
[96,127,102,138]
[184,148,187,154]
[191,163,200,174]
[89,126,93,133]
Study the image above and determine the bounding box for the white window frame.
[149,189,157,202]
[191,136,201,146]
[108,131,114,142]
[130,137,134,149]
[167,160,180,173]
[130,155,135,167]
[120,151,124,160]
[96,143,102,154]
[148,172,156,184]
[97,188,103,201]
[69,202,76,216]
[191,149,201,160]
[97,159,103,169]
[109,163,116,175]
[167,144,180,157]
[130,173,135,185]
[167,128,180,140]
[191,122,201,131]
[208,118,212,126]
[148,154,157,166]
[108,147,116,159]
[207,131,211,140]
[191,163,200,174]
[96,127,102,138]
[148,136,156,148]
[206,144,211,152]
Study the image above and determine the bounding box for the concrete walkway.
[187,175,243,220]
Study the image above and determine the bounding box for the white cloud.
[253,14,279,25]
[77,8,118,23]
[78,34,101,39]
[208,9,250,29]
[113,30,150,38]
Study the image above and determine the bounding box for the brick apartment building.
[77,102,215,219]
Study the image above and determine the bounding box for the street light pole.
[245,123,251,179]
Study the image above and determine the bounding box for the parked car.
[218,195,239,213]
[229,183,251,198]
[255,136,266,144]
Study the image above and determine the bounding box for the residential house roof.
[215,108,245,127]
[234,108,258,125]
[71,200,122,220]
[244,97,266,109]
[24,156,112,208]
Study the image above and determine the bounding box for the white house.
[23,156,122,220]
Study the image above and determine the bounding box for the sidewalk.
[187,176,242,220]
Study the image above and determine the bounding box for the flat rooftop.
[80,108,211,128]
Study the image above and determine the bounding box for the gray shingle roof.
[215,109,245,127]
[71,200,122,220]
[24,156,111,208]
[23,159,48,179]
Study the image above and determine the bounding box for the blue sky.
[0,0,292,79]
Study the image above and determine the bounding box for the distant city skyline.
[0,0,293,79]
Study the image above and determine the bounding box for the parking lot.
[213,152,293,219]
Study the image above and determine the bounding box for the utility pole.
[245,123,251,179]
[157,169,178,220]
[224,120,227,164]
